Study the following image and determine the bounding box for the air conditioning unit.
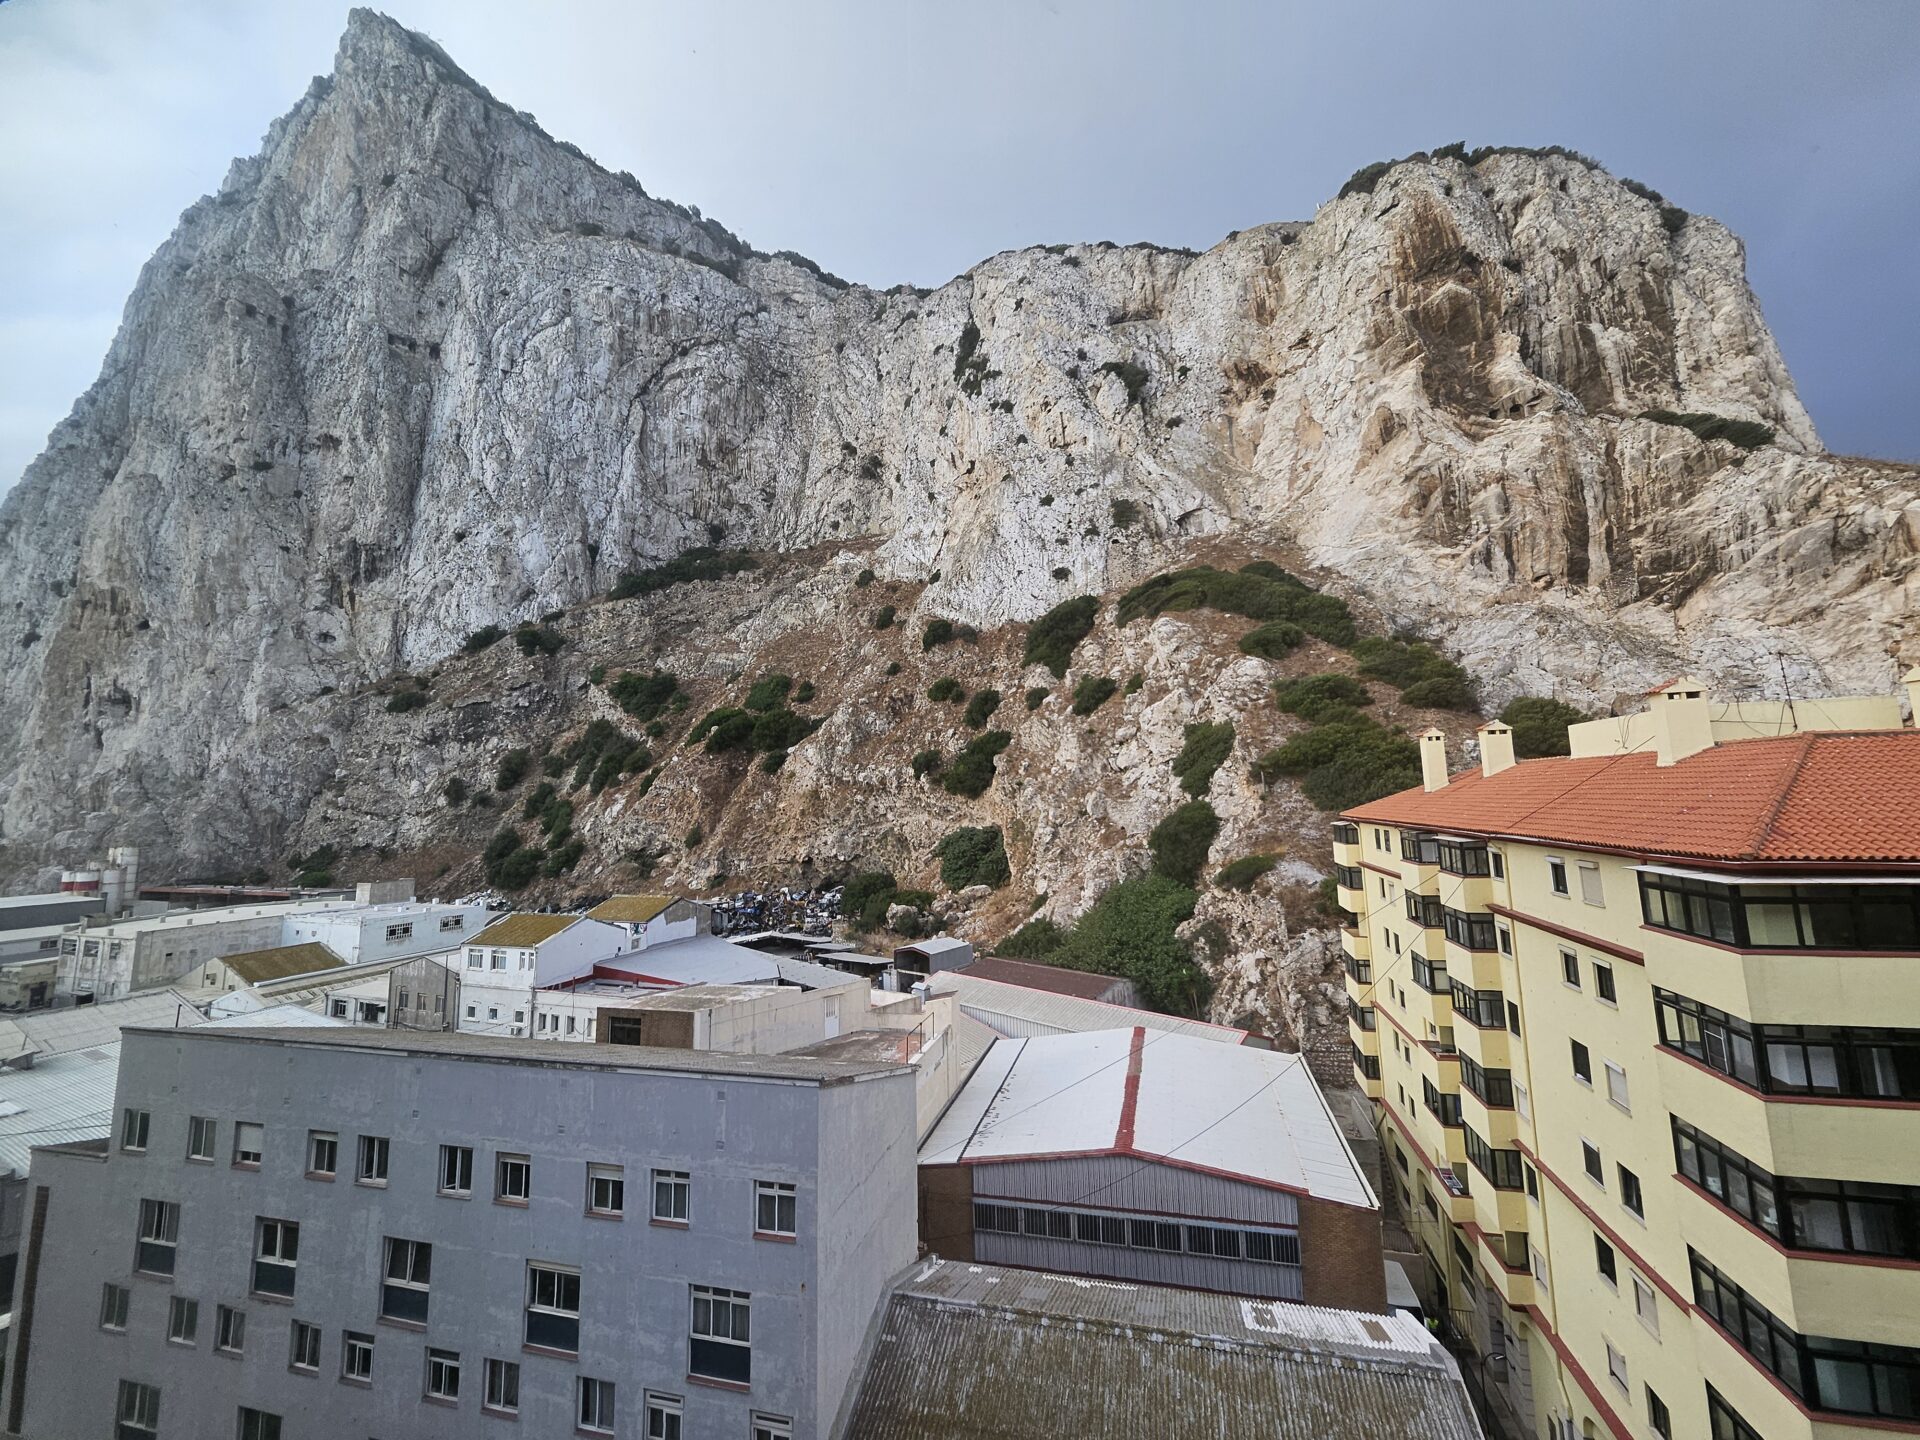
[509,1026,524,1037]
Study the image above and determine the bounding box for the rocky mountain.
[2,11,1916,1040]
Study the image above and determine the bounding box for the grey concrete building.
[5,1026,918,1440]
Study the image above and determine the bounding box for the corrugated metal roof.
[920,1029,1375,1208]
[842,1259,1483,1440]
[201,1005,350,1030]
[928,972,1248,1044]
[469,913,582,947]
[955,956,1137,1001]
[585,894,678,923]
[221,942,343,985]
[4,990,204,1057]
[0,1042,123,1178]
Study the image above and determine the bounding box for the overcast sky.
[2,0,1916,496]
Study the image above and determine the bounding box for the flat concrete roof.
[125,1023,913,1086]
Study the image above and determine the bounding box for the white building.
[55,899,357,1000]
[281,899,489,965]
[455,913,629,1034]
[583,893,713,947]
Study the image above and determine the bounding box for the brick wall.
[1299,1194,1387,1311]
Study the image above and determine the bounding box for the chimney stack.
[1420,729,1448,792]
[1649,677,1714,767]
[1904,666,1920,726]
[1479,722,1516,778]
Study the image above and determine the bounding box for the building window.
[645,1392,683,1440]
[1592,960,1617,1003]
[1619,1165,1645,1218]
[1641,872,1920,951]
[1647,1386,1671,1438]
[653,1169,690,1223]
[1548,858,1569,895]
[1605,1340,1628,1391]
[1582,1142,1604,1185]
[380,1237,432,1324]
[1693,1248,1920,1420]
[136,1198,179,1276]
[1437,840,1490,876]
[356,1134,389,1185]
[1404,893,1444,930]
[100,1282,130,1331]
[525,1263,581,1353]
[232,1121,263,1167]
[1513,1080,1531,1121]
[1507,1000,1521,1036]
[236,1410,281,1440]
[1633,1274,1659,1333]
[588,1163,625,1217]
[755,1180,798,1236]
[490,949,507,970]
[306,1130,336,1178]
[385,922,413,942]
[753,1416,793,1440]
[342,1330,374,1383]
[1351,1044,1381,1081]
[466,948,483,970]
[1560,949,1580,987]
[484,1357,520,1414]
[253,1217,299,1297]
[1655,985,1920,1101]
[115,1379,160,1437]
[487,1007,499,1022]
[1604,1060,1631,1110]
[215,1304,246,1356]
[1524,1161,1539,1202]
[289,1319,320,1372]
[1409,952,1447,994]
[1674,1116,1920,1259]
[1421,1076,1462,1127]
[186,1115,215,1161]
[495,1152,531,1203]
[120,1107,150,1153]
[1440,907,1497,951]
[425,1347,461,1402]
[440,914,465,932]
[578,1377,617,1434]
[1490,849,1505,880]
[1449,980,1505,1030]
[1570,1040,1591,1083]
[1463,1125,1524,1189]
[439,1145,474,1197]
[1459,1056,1514,1107]
[1578,861,1605,906]
[167,1295,198,1346]
[690,1285,752,1384]
[1706,1385,1765,1440]
[1595,1234,1617,1285]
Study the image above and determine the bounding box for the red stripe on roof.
[1114,1027,1145,1152]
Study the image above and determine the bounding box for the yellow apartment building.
[1335,676,1920,1440]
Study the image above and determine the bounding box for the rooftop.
[0,1042,123,1178]
[201,1004,350,1030]
[575,936,868,992]
[71,899,354,937]
[585,894,679,924]
[1347,730,1920,865]
[0,988,204,1062]
[921,1028,1374,1208]
[220,941,344,985]
[842,1259,1481,1440]
[469,912,586,947]
[596,983,785,1013]
[928,971,1250,1044]
[127,1023,912,1086]
[954,955,1136,1001]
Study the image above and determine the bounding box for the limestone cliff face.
[2,9,1916,889]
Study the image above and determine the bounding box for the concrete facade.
[280,901,488,966]
[5,1026,918,1440]
[55,901,354,1000]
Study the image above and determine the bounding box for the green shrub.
[922,618,956,652]
[538,796,574,839]
[1071,676,1118,716]
[1401,673,1476,709]
[872,604,896,630]
[443,777,469,805]
[792,680,815,704]
[690,706,754,752]
[935,825,1011,890]
[1216,854,1278,891]
[952,320,989,394]
[495,748,532,791]
[1051,875,1209,1015]
[541,752,567,779]
[911,749,943,779]
[1501,696,1588,758]
[484,828,521,865]
[294,868,334,888]
[621,745,653,774]
[1275,673,1374,722]
[1099,360,1149,408]
[1024,685,1050,710]
[608,671,681,723]
[1125,672,1144,695]
[842,871,898,925]
[462,624,506,653]
[492,846,543,890]
[588,663,607,686]
[589,751,625,794]
[608,547,757,599]
[760,749,788,774]
[385,689,428,713]
[1352,635,1470,693]
[749,710,816,752]
[743,673,792,712]
[1116,564,1355,645]
[940,730,1013,798]
[686,824,704,849]
[1051,566,1070,580]
[1255,717,1423,811]
[1110,497,1142,527]
[1641,409,1773,449]
[1239,621,1305,658]
[1024,595,1099,678]
[997,917,1066,958]
[523,781,557,819]
[963,688,1002,729]
[1172,721,1235,797]
[885,661,902,676]
[928,677,965,703]
[543,839,585,876]
[1149,800,1221,886]
[854,568,876,588]
[513,623,565,656]
[1340,159,1394,198]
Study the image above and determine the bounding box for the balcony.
[1441,907,1499,953]
[1405,893,1445,931]
[1411,952,1449,995]
[1340,927,1372,963]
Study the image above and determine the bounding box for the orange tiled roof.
[1343,731,1920,865]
